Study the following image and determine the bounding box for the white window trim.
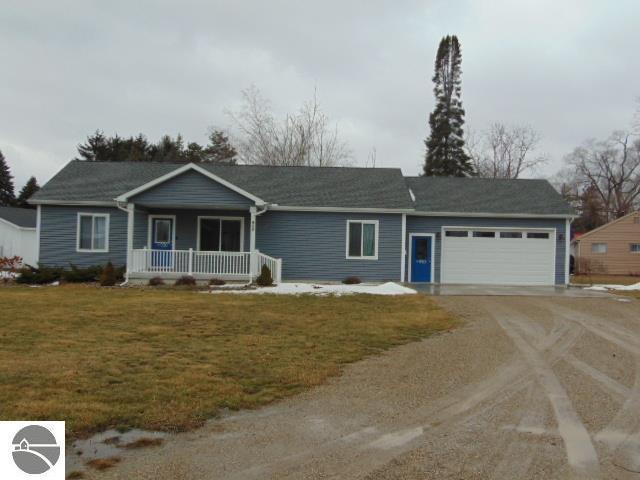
[147,215,177,249]
[196,216,245,252]
[346,220,379,260]
[76,212,110,253]
[408,233,436,283]
[591,242,607,254]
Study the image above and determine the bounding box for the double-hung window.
[77,213,109,252]
[346,220,378,260]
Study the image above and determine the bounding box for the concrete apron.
[409,284,614,298]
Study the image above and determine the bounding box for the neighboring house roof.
[0,206,37,228]
[31,161,414,210]
[405,177,575,217]
[571,211,638,243]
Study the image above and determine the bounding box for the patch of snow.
[207,282,416,296]
[0,271,19,279]
[585,282,640,291]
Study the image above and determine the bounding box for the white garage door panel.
[441,232,555,285]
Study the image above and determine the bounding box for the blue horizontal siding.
[131,170,255,208]
[256,211,402,281]
[39,206,127,268]
[405,216,567,285]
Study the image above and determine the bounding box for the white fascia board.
[29,199,116,207]
[114,163,265,205]
[409,211,577,219]
[268,205,415,214]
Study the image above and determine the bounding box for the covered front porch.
[123,204,281,283]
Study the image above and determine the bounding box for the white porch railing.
[129,248,282,282]
[257,251,283,284]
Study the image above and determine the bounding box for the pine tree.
[0,149,16,206]
[16,176,40,208]
[204,130,237,164]
[423,35,474,177]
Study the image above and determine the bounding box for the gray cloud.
[1,0,638,188]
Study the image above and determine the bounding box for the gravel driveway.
[89,294,640,480]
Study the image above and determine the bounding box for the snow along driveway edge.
[206,282,417,296]
[585,282,640,292]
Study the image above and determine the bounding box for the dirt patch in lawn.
[0,285,455,440]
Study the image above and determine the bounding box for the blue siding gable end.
[130,170,255,208]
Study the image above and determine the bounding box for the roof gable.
[573,211,640,242]
[117,163,264,205]
[128,168,258,207]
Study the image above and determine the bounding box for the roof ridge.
[405,175,548,182]
[70,159,402,172]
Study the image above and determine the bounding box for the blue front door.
[411,236,432,282]
[151,217,174,267]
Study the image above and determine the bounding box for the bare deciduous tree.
[466,123,547,178]
[564,130,640,221]
[226,86,351,167]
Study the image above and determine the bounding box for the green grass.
[0,285,455,440]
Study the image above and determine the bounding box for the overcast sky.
[1,0,639,189]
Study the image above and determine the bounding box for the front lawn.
[0,285,455,440]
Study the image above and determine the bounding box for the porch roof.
[32,161,414,210]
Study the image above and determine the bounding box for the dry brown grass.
[0,285,455,440]
[66,471,85,479]
[86,457,121,470]
[571,274,640,285]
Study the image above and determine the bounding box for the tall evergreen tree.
[0,149,16,206]
[16,176,40,208]
[423,35,473,177]
[204,130,237,164]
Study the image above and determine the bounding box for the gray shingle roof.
[405,176,575,216]
[0,206,37,228]
[31,161,575,216]
[31,161,414,210]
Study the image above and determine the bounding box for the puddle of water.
[66,428,167,474]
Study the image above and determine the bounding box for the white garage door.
[441,228,556,285]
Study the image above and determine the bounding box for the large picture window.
[77,213,109,252]
[198,217,244,252]
[346,220,378,260]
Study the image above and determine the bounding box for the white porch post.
[400,213,406,282]
[126,203,135,277]
[249,206,257,279]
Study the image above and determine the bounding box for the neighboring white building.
[0,206,38,266]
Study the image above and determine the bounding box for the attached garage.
[440,227,556,285]
[404,176,575,286]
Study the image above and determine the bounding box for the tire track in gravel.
[541,302,640,475]
[226,298,585,480]
[490,303,602,480]
[362,298,588,480]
